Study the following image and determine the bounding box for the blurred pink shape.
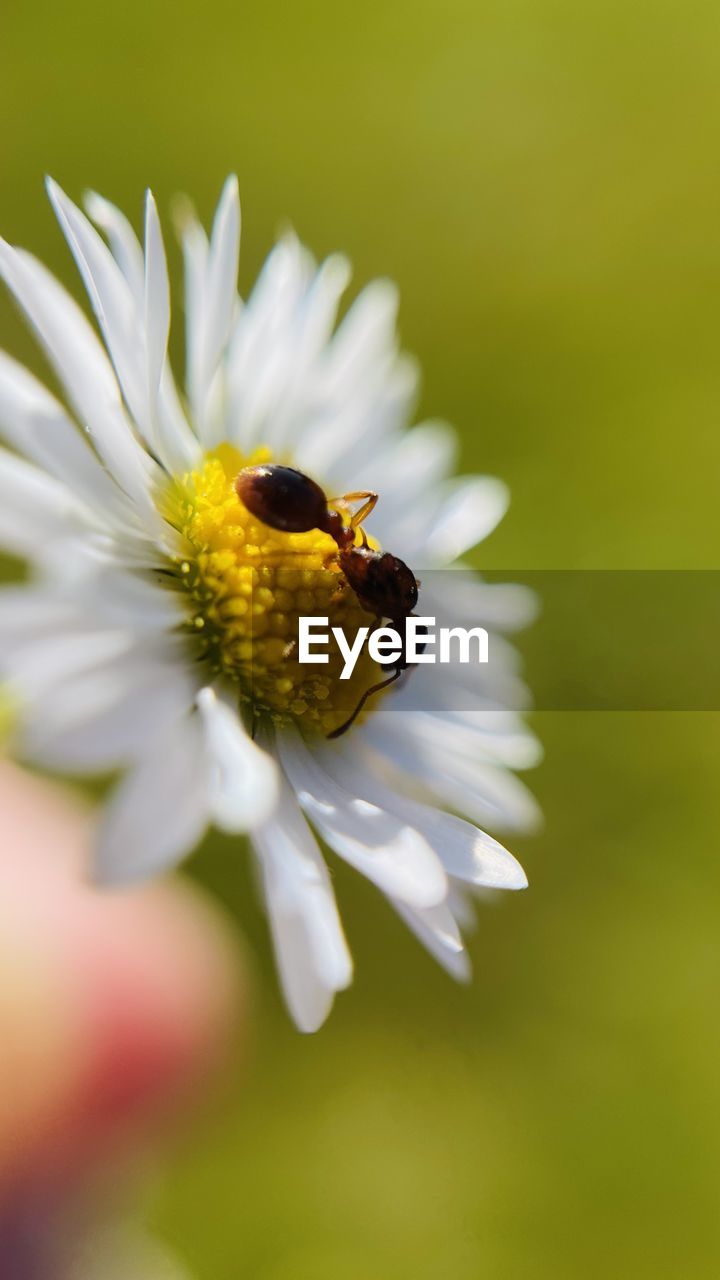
[0,760,243,1189]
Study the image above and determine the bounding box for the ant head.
[341,547,419,618]
[235,464,329,534]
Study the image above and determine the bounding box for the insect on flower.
[235,463,421,736]
[0,175,537,1031]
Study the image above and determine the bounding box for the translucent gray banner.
[266,569,720,713]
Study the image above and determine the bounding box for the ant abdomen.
[235,464,329,535]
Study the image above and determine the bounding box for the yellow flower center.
[168,445,387,737]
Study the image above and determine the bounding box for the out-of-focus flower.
[0,179,539,1030]
[0,762,237,1278]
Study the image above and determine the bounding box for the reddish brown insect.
[235,464,420,736]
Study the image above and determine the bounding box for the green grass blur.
[2,2,720,1275]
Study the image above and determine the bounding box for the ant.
[235,464,421,737]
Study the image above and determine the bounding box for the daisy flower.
[0,177,540,1031]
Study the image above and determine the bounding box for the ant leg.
[326,664,404,739]
[328,491,378,529]
[348,493,378,530]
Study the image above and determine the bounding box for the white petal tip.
[291,1001,334,1034]
[45,176,68,215]
[475,849,529,891]
[496,848,529,890]
[170,193,197,237]
[295,1017,327,1035]
[82,191,106,225]
[366,277,400,317]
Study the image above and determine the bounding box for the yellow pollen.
[169,445,388,736]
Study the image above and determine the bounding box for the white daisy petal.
[201,176,240,410]
[316,742,528,890]
[0,446,93,560]
[421,573,539,634]
[363,721,542,833]
[226,234,314,450]
[325,278,401,388]
[177,177,240,445]
[420,475,510,563]
[0,237,159,518]
[372,707,543,772]
[178,207,209,419]
[0,583,184,704]
[345,419,456,535]
[142,194,201,473]
[291,277,420,477]
[94,711,209,886]
[196,686,279,832]
[432,756,542,834]
[20,658,196,773]
[144,190,171,413]
[293,253,352,361]
[84,189,146,305]
[392,898,471,982]
[3,627,140,703]
[46,177,148,433]
[254,757,352,1031]
[277,726,448,909]
[298,353,418,480]
[397,640,532,717]
[48,178,198,478]
[253,252,352,459]
[447,883,478,932]
[262,891,335,1032]
[0,588,80,653]
[0,351,139,537]
[79,569,189,630]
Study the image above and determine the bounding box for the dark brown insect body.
[235,463,421,736]
[340,547,418,618]
[235,465,346,541]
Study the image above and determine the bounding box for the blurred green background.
[2,1,720,1276]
